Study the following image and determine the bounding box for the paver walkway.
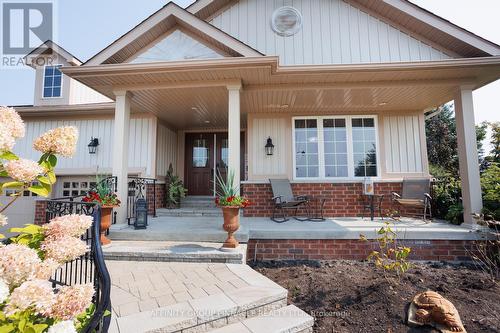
[107,260,313,333]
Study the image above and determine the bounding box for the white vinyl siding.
[156,123,178,177]
[209,0,452,65]
[383,115,424,173]
[13,117,155,175]
[251,117,288,176]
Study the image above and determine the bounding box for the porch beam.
[106,79,243,92]
[454,86,482,226]
[112,90,131,224]
[227,82,242,194]
[244,78,476,92]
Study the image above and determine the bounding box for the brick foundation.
[247,239,476,262]
[241,182,421,218]
[34,200,47,225]
[146,183,166,215]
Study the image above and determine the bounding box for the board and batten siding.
[210,0,451,65]
[248,114,292,180]
[13,117,155,176]
[381,114,427,174]
[156,123,178,177]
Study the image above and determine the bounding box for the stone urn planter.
[99,205,116,245]
[221,206,240,249]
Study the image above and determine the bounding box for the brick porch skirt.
[145,182,166,215]
[241,182,421,218]
[247,239,476,262]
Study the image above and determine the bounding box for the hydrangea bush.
[0,106,97,333]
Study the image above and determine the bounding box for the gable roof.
[84,2,261,66]
[188,0,500,58]
[24,40,82,68]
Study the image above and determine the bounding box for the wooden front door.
[185,133,214,196]
[185,132,245,196]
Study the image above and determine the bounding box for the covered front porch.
[62,56,500,226]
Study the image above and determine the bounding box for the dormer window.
[43,65,63,98]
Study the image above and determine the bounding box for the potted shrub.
[166,163,187,209]
[82,177,120,245]
[215,169,250,249]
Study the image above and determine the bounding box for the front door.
[185,133,214,196]
[185,132,245,196]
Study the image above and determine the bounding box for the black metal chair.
[269,179,309,223]
[392,178,432,221]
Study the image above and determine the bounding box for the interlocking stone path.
[106,260,311,333]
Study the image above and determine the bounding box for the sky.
[0,0,498,125]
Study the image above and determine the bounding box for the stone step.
[157,208,222,217]
[207,305,314,333]
[103,241,246,264]
[112,264,290,333]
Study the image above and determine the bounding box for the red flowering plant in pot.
[82,177,120,245]
[215,169,250,249]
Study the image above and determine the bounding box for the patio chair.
[269,179,309,223]
[392,178,432,221]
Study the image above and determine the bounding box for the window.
[43,65,63,98]
[62,181,91,197]
[192,139,209,168]
[293,116,378,179]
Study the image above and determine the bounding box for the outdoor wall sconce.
[88,137,99,154]
[265,137,275,156]
[134,198,148,229]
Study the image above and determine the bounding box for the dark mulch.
[252,260,500,333]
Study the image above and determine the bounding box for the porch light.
[134,198,148,229]
[265,137,275,156]
[88,137,99,154]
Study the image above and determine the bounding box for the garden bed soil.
[252,261,500,333]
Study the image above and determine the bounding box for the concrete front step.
[113,264,292,333]
[103,241,246,264]
[157,208,222,217]
[207,305,314,333]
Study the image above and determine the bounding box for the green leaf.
[47,170,56,184]
[377,227,385,235]
[2,181,24,189]
[0,151,19,160]
[48,155,57,168]
[27,185,50,197]
[0,170,7,177]
[37,176,52,185]
[31,324,47,333]
[0,324,14,333]
[9,224,42,235]
[0,233,5,239]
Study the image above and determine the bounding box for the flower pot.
[100,205,114,245]
[221,206,240,248]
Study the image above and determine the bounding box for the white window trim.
[42,64,63,99]
[292,115,381,181]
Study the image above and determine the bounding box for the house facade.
[10,0,500,226]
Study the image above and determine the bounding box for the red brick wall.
[146,183,166,215]
[34,200,47,225]
[242,182,421,218]
[247,239,475,262]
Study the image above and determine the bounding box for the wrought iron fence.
[42,199,111,333]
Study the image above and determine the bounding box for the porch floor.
[109,216,482,242]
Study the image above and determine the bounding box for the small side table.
[362,194,385,221]
[306,196,327,222]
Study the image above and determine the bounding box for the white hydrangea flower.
[47,320,77,333]
[33,126,79,157]
[4,158,44,183]
[0,106,25,139]
[0,278,9,304]
[0,122,15,152]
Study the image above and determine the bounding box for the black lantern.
[265,137,274,156]
[88,137,99,154]
[134,198,148,229]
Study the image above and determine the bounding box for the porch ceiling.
[62,56,500,129]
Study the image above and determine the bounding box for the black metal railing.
[42,199,111,333]
[126,177,157,225]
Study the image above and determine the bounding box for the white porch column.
[227,83,242,194]
[454,87,482,226]
[112,91,131,224]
